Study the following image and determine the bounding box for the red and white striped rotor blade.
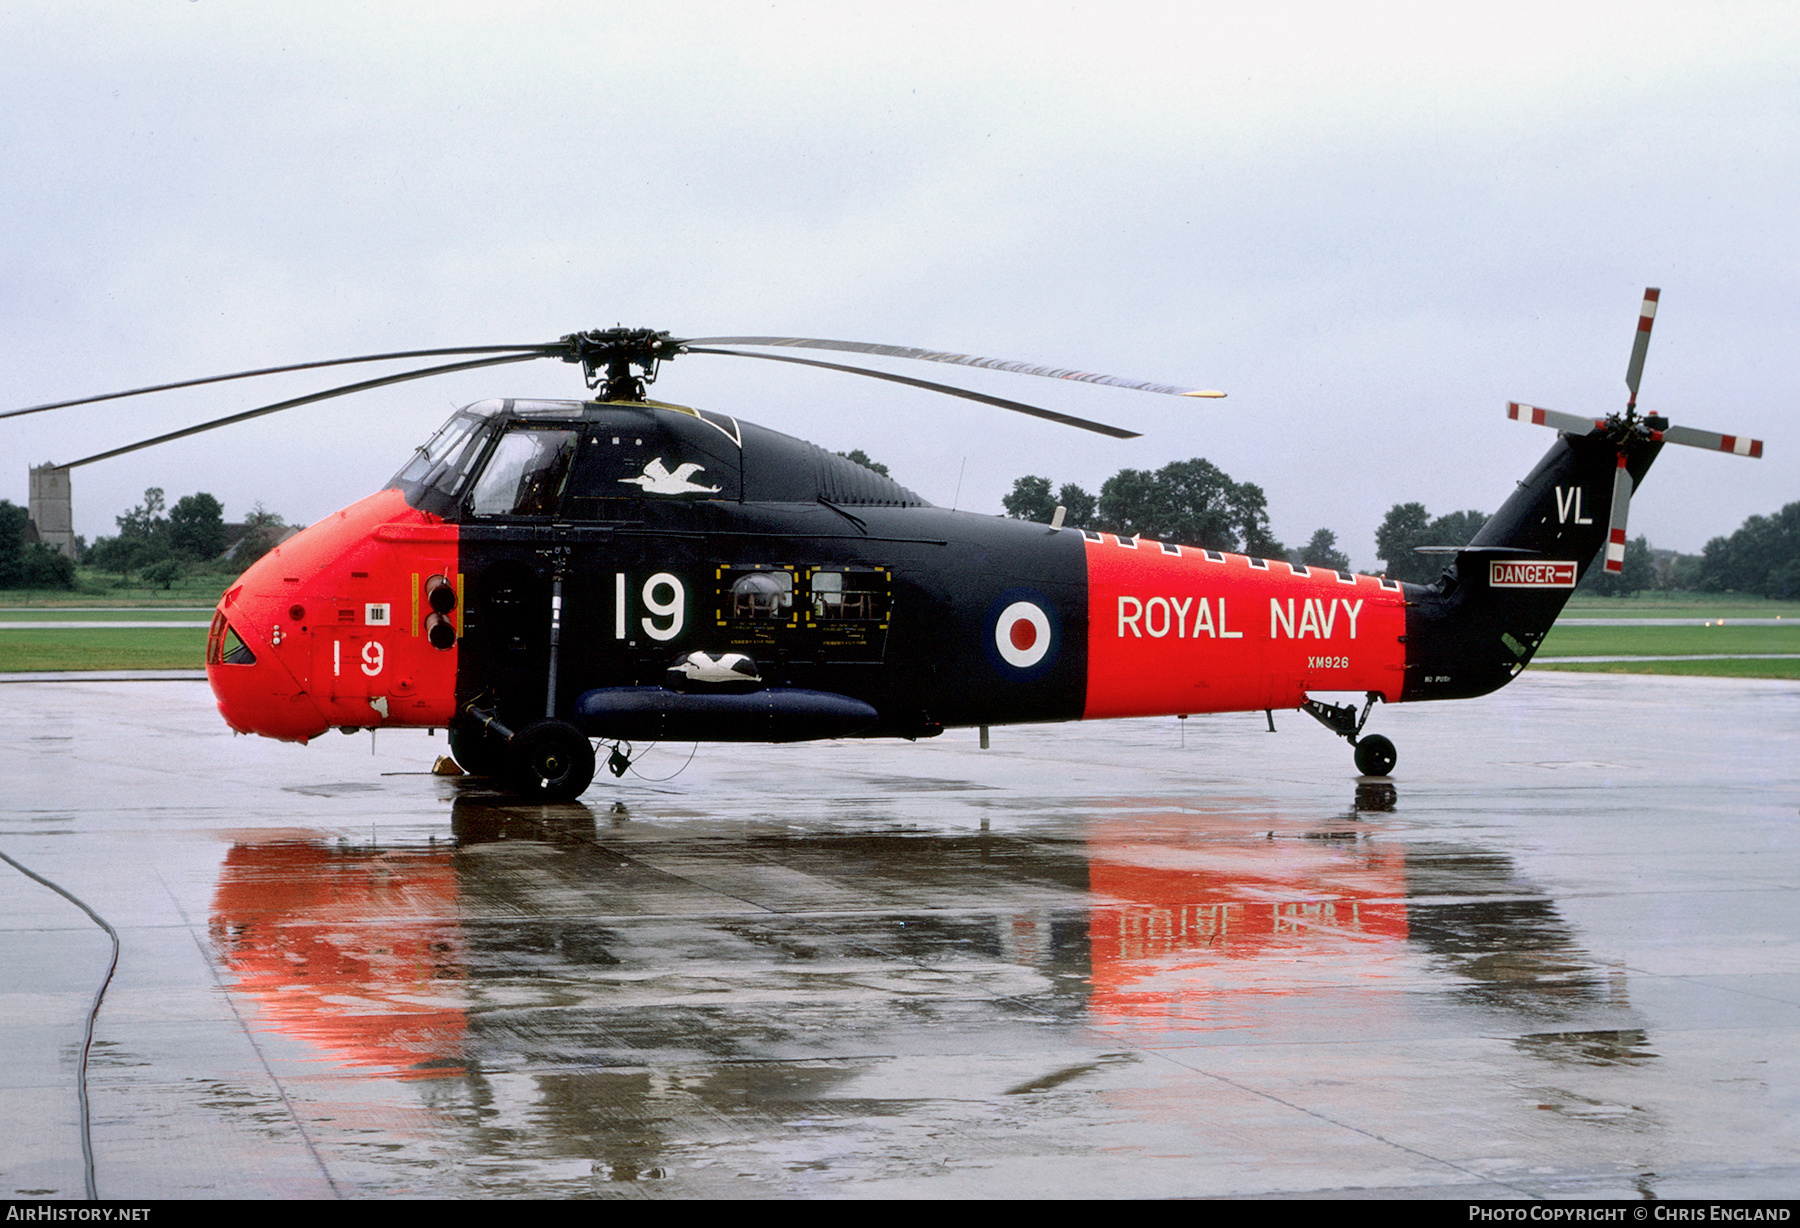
[1625,287,1659,406]
[1657,423,1765,458]
[1603,452,1634,574]
[1507,402,1604,434]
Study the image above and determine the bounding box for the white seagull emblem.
[620,457,721,496]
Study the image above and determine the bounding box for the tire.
[1354,734,1397,777]
[507,719,597,801]
[448,724,508,777]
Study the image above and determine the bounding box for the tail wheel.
[1354,734,1397,777]
[508,720,597,801]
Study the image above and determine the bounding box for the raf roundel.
[993,599,1053,670]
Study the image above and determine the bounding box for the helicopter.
[6,290,1761,800]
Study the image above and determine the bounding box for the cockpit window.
[394,412,482,488]
[466,426,580,517]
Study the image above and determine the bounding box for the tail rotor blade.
[1625,287,1660,408]
[1657,423,1764,458]
[1507,402,1604,434]
[1604,452,1634,574]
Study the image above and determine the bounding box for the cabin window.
[806,568,889,623]
[730,570,793,618]
[466,426,579,517]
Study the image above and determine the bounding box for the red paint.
[207,488,460,742]
[1082,536,1406,720]
[1010,619,1036,651]
[211,840,467,1077]
[1085,812,1409,1028]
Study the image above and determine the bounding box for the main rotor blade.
[1657,423,1764,458]
[57,352,543,469]
[684,347,1141,438]
[685,336,1223,399]
[3,344,560,421]
[1624,287,1659,408]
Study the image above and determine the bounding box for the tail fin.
[1398,429,1661,701]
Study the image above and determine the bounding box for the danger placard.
[1489,560,1577,588]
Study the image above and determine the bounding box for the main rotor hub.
[558,328,682,401]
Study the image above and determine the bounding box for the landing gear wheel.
[1354,734,1397,777]
[508,719,596,801]
[448,724,508,777]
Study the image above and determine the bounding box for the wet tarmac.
[0,672,1795,1199]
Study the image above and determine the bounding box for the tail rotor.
[1507,288,1763,574]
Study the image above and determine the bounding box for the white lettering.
[1118,596,1143,637]
[1298,599,1321,639]
[1270,596,1365,639]
[641,573,686,641]
[1170,596,1192,638]
[1219,599,1242,638]
[1145,596,1171,638]
[1555,485,1577,522]
[360,641,384,677]
[1191,597,1215,638]
[1271,598,1295,638]
[1555,484,1594,525]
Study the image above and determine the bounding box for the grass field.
[0,626,209,672]
[0,608,212,621]
[0,567,233,609]
[1532,657,1800,678]
[1561,593,1800,620]
[1534,601,1800,677]
[1537,624,1799,656]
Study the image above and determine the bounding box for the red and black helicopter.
[9,290,1762,800]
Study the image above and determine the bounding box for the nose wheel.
[1302,693,1397,777]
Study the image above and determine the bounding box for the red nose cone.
[207,489,459,742]
[207,601,329,742]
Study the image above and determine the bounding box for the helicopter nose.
[205,488,461,744]
[207,596,331,743]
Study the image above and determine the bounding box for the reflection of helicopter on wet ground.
[10,290,1760,799]
[207,788,1620,1074]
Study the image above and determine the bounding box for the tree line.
[0,487,292,590]
[85,488,289,587]
[1695,502,1800,597]
[1000,457,1793,598]
[0,503,76,589]
[1001,460,1354,569]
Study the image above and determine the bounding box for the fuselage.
[207,396,1627,748]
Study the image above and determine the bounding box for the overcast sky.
[2,2,1794,566]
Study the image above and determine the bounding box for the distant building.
[28,465,76,559]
